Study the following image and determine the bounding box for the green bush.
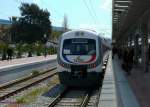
[31,70,40,76]
[16,97,26,103]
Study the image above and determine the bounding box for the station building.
[112,0,150,72]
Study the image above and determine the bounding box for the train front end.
[57,30,103,87]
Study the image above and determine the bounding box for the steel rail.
[47,53,109,107]
[80,89,93,107]
[0,68,57,101]
[0,66,57,90]
[48,88,93,107]
[48,87,68,107]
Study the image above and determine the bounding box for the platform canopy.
[112,0,150,42]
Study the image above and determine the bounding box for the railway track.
[0,66,57,101]
[46,54,109,107]
[0,53,110,105]
[48,88,98,107]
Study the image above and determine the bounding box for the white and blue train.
[57,29,110,87]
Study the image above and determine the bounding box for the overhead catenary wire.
[82,0,97,25]
[87,0,111,36]
[88,0,100,24]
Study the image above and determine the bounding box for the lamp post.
[43,34,47,57]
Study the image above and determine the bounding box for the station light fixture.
[113,21,118,23]
[114,9,127,12]
[114,17,119,19]
[115,4,129,8]
[113,18,118,21]
[114,12,120,15]
[113,17,118,19]
[113,19,117,21]
[114,15,119,17]
[115,0,132,3]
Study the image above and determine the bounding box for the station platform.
[124,62,150,107]
[98,53,140,107]
[0,55,57,72]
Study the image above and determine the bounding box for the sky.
[0,0,112,38]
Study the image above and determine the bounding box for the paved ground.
[99,53,140,107]
[127,67,150,107]
[115,56,150,107]
[0,55,57,69]
[113,56,140,107]
[98,54,117,107]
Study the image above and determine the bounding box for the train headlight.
[92,64,96,68]
[61,64,65,67]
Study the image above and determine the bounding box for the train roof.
[62,29,99,37]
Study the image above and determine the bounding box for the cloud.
[100,0,112,11]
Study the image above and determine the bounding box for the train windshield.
[63,39,96,55]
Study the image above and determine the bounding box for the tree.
[51,30,63,41]
[12,3,51,44]
[62,14,68,32]
[0,24,11,43]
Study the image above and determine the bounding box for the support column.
[134,34,139,65]
[130,34,132,48]
[141,22,149,72]
[147,19,150,69]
